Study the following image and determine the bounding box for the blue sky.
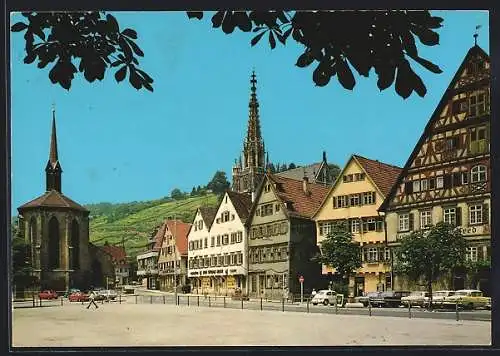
[10,10,489,215]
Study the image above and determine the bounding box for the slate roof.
[226,190,253,222]
[268,174,330,219]
[275,163,323,182]
[17,190,89,212]
[165,220,191,256]
[199,206,218,230]
[353,155,402,197]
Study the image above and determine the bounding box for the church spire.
[49,107,59,167]
[45,107,62,192]
[246,70,262,145]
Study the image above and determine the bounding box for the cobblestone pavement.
[12,302,490,347]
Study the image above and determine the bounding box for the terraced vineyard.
[87,194,218,258]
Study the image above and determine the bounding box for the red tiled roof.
[226,190,253,222]
[199,206,218,229]
[18,190,88,212]
[166,220,191,256]
[152,223,167,251]
[353,155,402,197]
[100,244,128,266]
[268,174,330,219]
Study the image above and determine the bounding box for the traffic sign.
[299,276,304,283]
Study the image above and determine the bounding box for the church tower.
[232,71,267,196]
[17,108,92,292]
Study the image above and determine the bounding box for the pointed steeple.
[246,70,262,145]
[45,107,62,192]
[49,108,59,167]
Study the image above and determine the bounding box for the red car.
[39,290,58,300]
[69,292,89,302]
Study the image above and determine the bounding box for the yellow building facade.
[314,155,401,296]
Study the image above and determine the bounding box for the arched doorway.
[48,216,60,269]
[71,219,80,269]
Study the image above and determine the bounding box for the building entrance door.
[354,276,365,297]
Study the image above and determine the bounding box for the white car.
[311,290,337,306]
[99,289,118,301]
[401,291,430,307]
[425,290,455,308]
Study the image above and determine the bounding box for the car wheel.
[323,299,329,306]
[468,303,474,310]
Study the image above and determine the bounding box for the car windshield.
[455,291,469,296]
[434,291,453,297]
[410,291,425,296]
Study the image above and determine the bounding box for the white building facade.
[188,192,252,296]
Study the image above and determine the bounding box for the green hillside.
[86,194,219,258]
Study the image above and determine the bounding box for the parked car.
[311,289,337,306]
[39,290,58,300]
[355,292,381,307]
[69,292,89,302]
[425,290,455,308]
[443,289,490,310]
[401,291,430,307]
[101,289,118,301]
[63,288,80,298]
[371,291,411,308]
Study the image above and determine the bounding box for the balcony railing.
[469,140,489,155]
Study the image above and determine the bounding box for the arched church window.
[48,216,60,269]
[71,219,80,269]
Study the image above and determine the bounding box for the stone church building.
[17,109,111,291]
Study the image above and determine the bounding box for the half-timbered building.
[379,44,491,295]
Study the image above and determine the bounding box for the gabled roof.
[275,163,323,182]
[100,244,128,266]
[152,223,167,252]
[379,45,490,212]
[248,173,330,221]
[353,155,402,197]
[18,190,89,213]
[165,220,191,256]
[313,154,402,218]
[226,190,253,222]
[199,206,218,230]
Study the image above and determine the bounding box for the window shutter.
[429,178,436,190]
[376,220,383,232]
[405,182,413,194]
[409,213,414,231]
[377,247,383,262]
[372,192,376,204]
[477,246,484,261]
[486,246,491,259]
[453,172,461,187]
[346,195,351,207]
[483,203,489,224]
[443,174,452,189]
[362,248,368,262]
[456,207,462,226]
[333,197,337,208]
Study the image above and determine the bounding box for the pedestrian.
[86,290,99,309]
[311,288,317,298]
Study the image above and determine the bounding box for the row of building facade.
[135,44,491,299]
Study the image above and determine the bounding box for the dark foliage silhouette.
[12,11,443,98]
[188,10,443,99]
[11,12,153,91]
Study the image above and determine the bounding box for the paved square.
[12,302,490,347]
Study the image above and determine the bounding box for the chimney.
[302,176,309,195]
